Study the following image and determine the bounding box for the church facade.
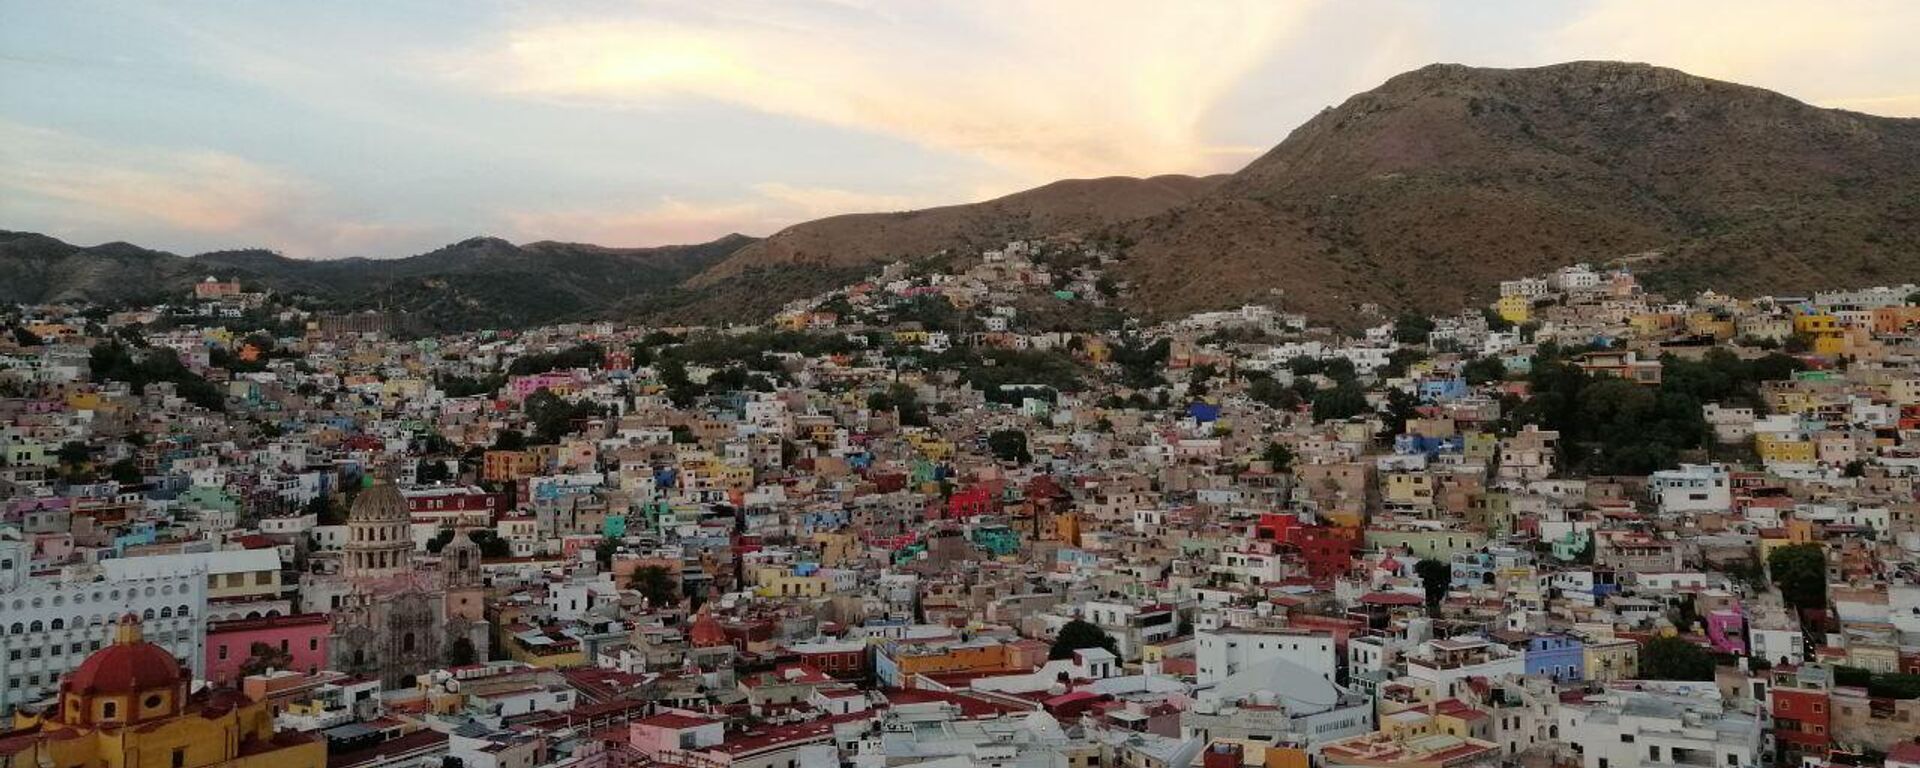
[304,478,491,687]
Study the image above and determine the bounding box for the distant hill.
[0,231,754,330]
[693,174,1228,284]
[1112,61,1920,320]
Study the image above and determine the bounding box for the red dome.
[65,614,184,696]
[689,608,729,648]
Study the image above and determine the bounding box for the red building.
[943,486,995,519]
[783,639,870,681]
[1769,667,1831,766]
[1255,513,1358,583]
[205,613,333,684]
[402,485,498,527]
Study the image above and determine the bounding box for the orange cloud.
[443,1,1316,182]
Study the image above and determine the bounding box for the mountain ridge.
[7,60,1919,329]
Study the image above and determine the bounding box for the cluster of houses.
[0,252,1918,768]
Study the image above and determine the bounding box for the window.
[173,747,187,768]
[102,701,118,719]
[1620,734,1634,743]
[1649,747,1660,761]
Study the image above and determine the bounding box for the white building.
[1558,688,1761,768]
[1195,627,1336,686]
[0,535,209,714]
[1403,636,1526,697]
[1648,464,1731,514]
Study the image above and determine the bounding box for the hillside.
[0,231,754,331]
[690,174,1227,285]
[1114,61,1920,320]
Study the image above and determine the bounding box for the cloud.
[0,120,421,257]
[442,1,1317,181]
[502,182,936,246]
[1550,0,1920,116]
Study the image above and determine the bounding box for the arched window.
[49,619,63,630]
[402,633,416,653]
[159,607,173,619]
[142,608,155,620]
[29,621,42,632]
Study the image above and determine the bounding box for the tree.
[1414,559,1451,612]
[987,429,1032,465]
[631,565,680,607]
[1393,314,1436,345]
[239,641,294,677]
[1049,619,1118,660]
[658,358,699,408]
[107,458,142,485]
[469,530,513,558]
[1261,442,1296,472]
[1639,636,1716,681]
[1768,543,1828,610]
[492,429,528,451]
[417,458,453,484]
[1311,382,1369,422]
[1462,357,1506,385]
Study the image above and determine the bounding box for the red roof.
[635,712,718,730]
[1361,591,1424,606]
[66,615,184,698]
[689,608,729,648]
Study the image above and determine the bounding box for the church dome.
[689,607,729,648]
[350,478,409,524]
[65,615,184,697]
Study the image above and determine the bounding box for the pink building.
[1705,605,1747,655]
[507,371,580,402]
[205,613,333,684]
[628,711,725,758]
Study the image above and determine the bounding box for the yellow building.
[3,615,324,768]
[754,568,829,598]
[1755,433,1817,465]
[1496,295,1531,324]
[1383,472,1435,509]
[1584,638,1639,682]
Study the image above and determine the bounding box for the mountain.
[10,62,1918,330]
[681,174,1228,307]
[0,230,754,330]
[1112,61,1920,320]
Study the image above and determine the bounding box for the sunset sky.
[3,0,1916,258]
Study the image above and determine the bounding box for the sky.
[2,0,1917,259]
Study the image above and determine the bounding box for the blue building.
[1524,634,1586,681]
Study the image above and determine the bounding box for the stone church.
[302,477,490,687]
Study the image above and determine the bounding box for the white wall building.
[1195,627,1336,686]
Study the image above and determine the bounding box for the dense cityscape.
[2,239,1918,768]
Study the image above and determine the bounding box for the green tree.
[1311,383,1369,422]
[631,565,680,607]
[1261,442,1296,473]
[1414,558,1451,612]
[987,429,1032,465]
[1461,357,1506,385]
[1049,619,1119,660]
[492,429,528,451]
[1639,636,1716,681]
[239,641,294,677]
[1768,543,1828,610]
[417,458,453,484]
[1393,314,1436,345]
[108,458,142,485]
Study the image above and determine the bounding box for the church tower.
[345,476,412,580]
